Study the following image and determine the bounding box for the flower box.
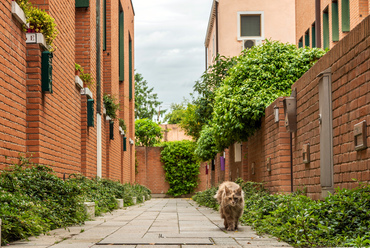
[26,32,49,50]
[75,75,83,89]
[80,87,93,99]
[11,1,28,26]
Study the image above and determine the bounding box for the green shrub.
[192,187,218,210]
[193,180,370,247]
[160,140,199,196]
[0,157,151,245]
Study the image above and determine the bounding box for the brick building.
[296,0,370,49]
[0,0,135,183]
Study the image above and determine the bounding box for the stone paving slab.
[8,198,292,248]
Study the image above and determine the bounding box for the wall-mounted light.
[354,120,367,151]
[303,143,310,163]
[251,162,255,175]
[274,105,279,123]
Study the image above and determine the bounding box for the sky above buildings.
[132,0,213,114]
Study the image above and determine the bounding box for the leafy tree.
[211,40,326,150]
[178,103,203,140]
[134,73,164,120]
[194,125,218,162]
[135,118,163,146]
[163,102,186,124]
[160,140,199,196]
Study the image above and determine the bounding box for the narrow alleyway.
[9,198,290,248]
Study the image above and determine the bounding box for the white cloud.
[132,0,213,110]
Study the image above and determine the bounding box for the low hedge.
[0,157,151,245]
[192,179,370,247]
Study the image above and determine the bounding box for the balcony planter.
[75,75,83,89]
[11,1,28,26]
[26,32,49,50]
[80,87,93,99]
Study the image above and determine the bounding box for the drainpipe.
[290,132,293,192]
[215,1,219,55]
[96,0,102,177]
[315,0,322,48]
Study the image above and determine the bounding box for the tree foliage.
[178,103,203,140]
[160,141,199,196]
[163,102,186,124]
[134,73,164,120]
[194,125,218,162]
[135,118,163,147]
[211,40,326,150]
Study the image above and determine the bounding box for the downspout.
[96,0,102,177]
[290,132,293,192]
[215,1,219,55]
[315,0,322,48]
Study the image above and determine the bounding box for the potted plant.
[75,63,83,76]
[119,118,127,133]
[26,4,58,50]
[103,94,120,120]
[80,72,95,89]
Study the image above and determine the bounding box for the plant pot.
[75,70,80,77]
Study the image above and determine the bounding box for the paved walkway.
[9,198,291,248]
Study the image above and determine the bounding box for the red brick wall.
[0,0,27,169]
[136,146,169,194]
[292,15,370,199]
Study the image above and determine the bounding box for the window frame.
[237,11,264,40]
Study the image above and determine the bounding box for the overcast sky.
[132,0,213,113]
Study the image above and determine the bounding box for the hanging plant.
[103,94,120,120]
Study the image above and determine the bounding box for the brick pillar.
[26,44,43,163]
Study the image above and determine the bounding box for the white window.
[237,11,264,40]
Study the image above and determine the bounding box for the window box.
[12,1,28,26]
[80,87,93,99]
[26,32,50,50]
[75,75,83,89]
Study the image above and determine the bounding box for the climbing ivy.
[160,141,199,197]
[212,40,326,150]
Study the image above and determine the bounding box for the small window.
[323,7,330,49]
[298,37,303,48]
[238,11,264,39]
[305,29,310,47]
[311,22,316,48]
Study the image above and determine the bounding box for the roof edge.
[204,0,217,46]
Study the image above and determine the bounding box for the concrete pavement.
[8,198,291,248]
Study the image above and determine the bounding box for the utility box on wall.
[41,51,53,93]
[283,91,297,132]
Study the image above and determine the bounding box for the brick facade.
[0,0,135,183]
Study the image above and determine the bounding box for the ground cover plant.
[0,157,151,245]
[192,179,370,247]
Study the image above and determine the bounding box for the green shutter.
[87,99,94,127]
[110,121,114,140]
[76,0,89,8]
[41,51,53,93]
[342,0,350,32]
[323,10,329,49]
[311,23,316,48]
[103,0,106,51]
[305,30,310,47]
[332,1,339,41]
[123,137,127,151]
[129,38,132,100]
[119,10,124,81]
